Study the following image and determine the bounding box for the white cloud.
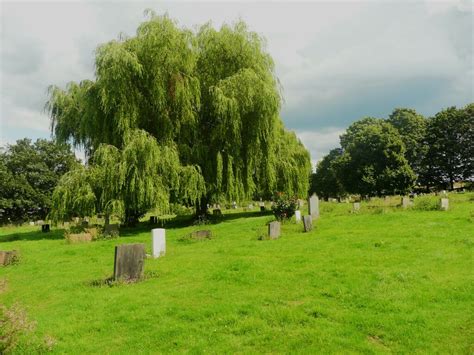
[296,127,345,167]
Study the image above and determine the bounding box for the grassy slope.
[0,194,473,353]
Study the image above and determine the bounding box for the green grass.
[1,194,473,353]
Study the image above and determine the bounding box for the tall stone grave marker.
[353,202,360,212]
[308,194,320,219]
[295,210,302,223]
[440,198,449,211]
[401,197,411,209]
[303,215,313,232]
[151,228,166,258]
[113,244,146,281]
[268,221,281,239]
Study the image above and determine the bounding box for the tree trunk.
[104,213,110,228]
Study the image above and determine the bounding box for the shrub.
[0,303,55,353]
[271,192,298,221]
[413,196,439,211]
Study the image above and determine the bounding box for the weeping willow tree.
[47,11,311,217]
[50,130,205,224]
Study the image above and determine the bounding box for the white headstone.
[440,198,449,211]
[308,194,319,219]
[151,228,166,258]
[295,210,302,223]
[353,202,360,212]
[29,221,35,226]
[401,197,411,209]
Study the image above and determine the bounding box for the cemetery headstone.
[308,194,320,219]
[190,230,212,240]
[149,216,158,224]
[0,250,19,266]
[353,202,360,212]
[104,223,120,236]
[29,221,34,226]
[303,215,313,232]
[35,220,44,226]
[248,204,253,209]
[440,198,449,211]
[151,228,166,258]
[260,205,265,212]
[113,243,146,281]
[298,199,304,209]
[268,221,281,239]
[213,209,222,216]
[295,210,302,223]
[401,197,411,209]
[41,224,50,233]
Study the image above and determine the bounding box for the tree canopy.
[0,139,78,223]
[47,13,311,220]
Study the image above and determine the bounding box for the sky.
[1,0,472,166]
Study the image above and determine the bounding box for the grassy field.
[1,194,473,353]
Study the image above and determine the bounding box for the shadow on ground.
[0,229,65,243]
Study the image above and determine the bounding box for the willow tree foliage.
[50,130,205,224]
[47,12,311,217]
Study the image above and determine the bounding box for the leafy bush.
[271,193,298,221]
[413,196,439,211]
[0,303,55,353]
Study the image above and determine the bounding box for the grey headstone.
[0,250,19,266]
[190,230,212,240]
[303,215,313,232]
[353,202,360,212]
[440,198,449,211]
[268,221,281,239]
[401,197,411,209]
[104,223,120,236]
[308,194,319,219]
[41,224,50,233]
[113,244,146,281]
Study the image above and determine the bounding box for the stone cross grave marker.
[303,215,313,232]
[440,198,449,211]
[113,244,146,281]
[308,194,319,219]
[295,210,302,223]
[268,221,281,239]
[151,228,166,258]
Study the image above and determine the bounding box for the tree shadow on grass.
[0,228,65,243]
[119,210,273,237]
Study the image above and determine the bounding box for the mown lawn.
[1,194,473,353]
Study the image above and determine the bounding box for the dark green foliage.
[311,148,345,199]
[0,139,78,224]
[337,118,415,196]
[419,104,474,190]
[271,192,298,220]
[387,108,427,175]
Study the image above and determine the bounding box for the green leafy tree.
[419,104,474,190]
[50,130,205,225]
[46,12,311,217]
[311,148,345,199]
[387,108,427,176]
[0,139,78,223]
[337,118,415,196]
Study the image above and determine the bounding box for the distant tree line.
[0,139,79,224]
[311,104,474,199]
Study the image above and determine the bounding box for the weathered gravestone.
[41,224,50,233]
[29,221,35,226]
[401,197,411,209]
[440,198,449,211]
[248,204,253,209]
[308,194,320,219]
[294,210,302,223]
[303,215,313,232]
[104,223,120,236]
[268,221,281,239]
[0,250,19,266]
[353,202,360,212]
[151,229,166,258]
[114,244,146,281]
[35,220,44,226]
[190,230,212,240]
[212,209,222,216]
